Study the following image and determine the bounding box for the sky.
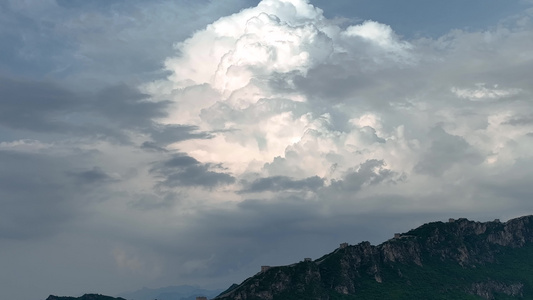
[1,0,533,299]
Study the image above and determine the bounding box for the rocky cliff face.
[216,215,533,300]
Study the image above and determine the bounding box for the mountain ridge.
[215,215,533,300]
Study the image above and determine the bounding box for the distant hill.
[215,215,533,300]
[47,295,126,300]
[46,285,221,300]
[117,285,222,300]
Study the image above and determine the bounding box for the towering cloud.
[145,0,533,202]
[145,0,419,184]
[138,0,533,229]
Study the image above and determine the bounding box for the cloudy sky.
[2,0,533,299]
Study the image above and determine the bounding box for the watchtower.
[261,266,271,272]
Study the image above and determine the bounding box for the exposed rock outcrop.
[469,280,524,299]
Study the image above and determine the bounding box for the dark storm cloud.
[0,77,212,146]
[0,150,93,240]
[140,141,169,152]
[239,175,324,193]
[294,63,373,102]
[150,154,235,188]
[331,159,398,191]
[67,167,115,185]
[92,84,170,128]
[0,77,165,134]
[291,60,423,116]
[0,76,79,132]
[147,124,213,147]
[414,127,484,176]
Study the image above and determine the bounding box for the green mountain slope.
[216,216,533,300]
